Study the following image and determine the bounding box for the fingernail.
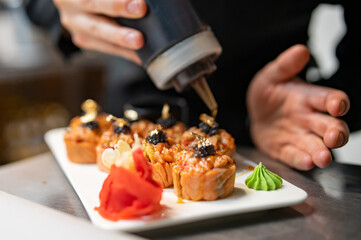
[338,100,346,115]
[127,0,142,15]
[294,156,301,165]
[317,150,332,168]
[337,132,345,147]
[125,32,140,47]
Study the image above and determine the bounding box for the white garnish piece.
[116,140,132,154]
[116,151,135,172]
[102,148,121,170]
[102,140,135,171]
[132,133,142,151]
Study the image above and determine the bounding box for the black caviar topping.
[191,132,216,158]
[157,117,175,129]
[199,121,219,136]
[82,121,99,130]
[113,124,131,134]
[146,129,168,145]
[193,144,216,158]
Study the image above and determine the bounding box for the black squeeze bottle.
[116,0,221,116]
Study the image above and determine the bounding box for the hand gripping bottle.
[116,0,221,116]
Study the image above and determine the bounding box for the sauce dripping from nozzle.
[190,76,218,118]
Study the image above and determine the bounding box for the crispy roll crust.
[64,138,97,164]
[173,151,235,201]
[64,114,111,163]
[152,162,174,189]
[142,141,179,188]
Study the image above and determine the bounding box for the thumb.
[255,44,310,84]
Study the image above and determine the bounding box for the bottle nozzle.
[191,76,218,118]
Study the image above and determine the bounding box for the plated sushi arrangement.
[62,99,284,222]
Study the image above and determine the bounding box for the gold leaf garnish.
[199,113,216,127]
[117,118,128,127]
[161,103,170,119]
[149,128,159,136]
[149,125,164,137]
[80,99,99,123]
[81,99,98,113]
[124,109,138,121]
[107,115,129,127]
[192,132,212,149]
[106,114,115,122]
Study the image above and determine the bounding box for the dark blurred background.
[0,0,105,164]
[1,0,360,166]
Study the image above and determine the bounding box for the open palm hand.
[247,45,350,170]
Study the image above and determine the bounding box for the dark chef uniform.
[24,0,361,146]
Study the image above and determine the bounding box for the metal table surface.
[0,148,360,240]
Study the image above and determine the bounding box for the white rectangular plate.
[45,128,307,232]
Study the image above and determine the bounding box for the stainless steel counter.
[0,149,360,240]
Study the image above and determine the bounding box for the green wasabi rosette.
[245,162,283,190]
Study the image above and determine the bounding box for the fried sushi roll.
[64,99,112,164]
[142,127,180,188]
[181,113,236,156]
[173,133,235,201]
